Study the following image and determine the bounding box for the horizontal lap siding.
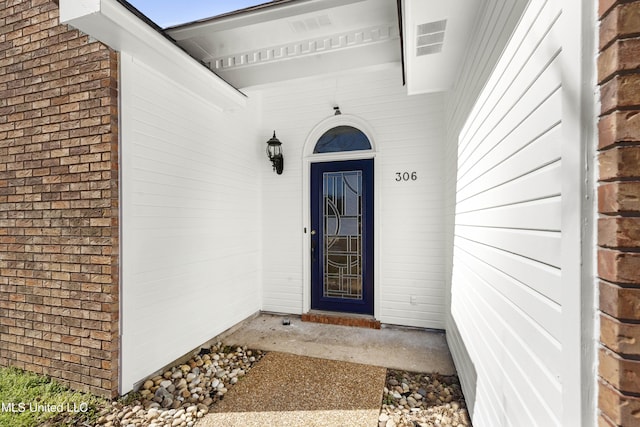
[447,0,566,425]
[444,0,530,415]
[260,66,446,328]
[120,54,262,391]
[379,102,445,329]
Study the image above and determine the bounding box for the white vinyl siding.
[443,1,531,413]
[259,65,447,329]
[119,53,263,392]
[445,0,592,425]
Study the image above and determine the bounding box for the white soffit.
[404,0,481,94]
[166,0,400,88]
[58,0,246,110]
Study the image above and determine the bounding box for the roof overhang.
[59,0,247,110]
[165,0,482,93]
[401,0,483,95]
[166,0,401,89]
[60,0,483,97]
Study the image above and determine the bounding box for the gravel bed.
[89,344,471,427]
[379,370,471,427]
[94,342,264,427]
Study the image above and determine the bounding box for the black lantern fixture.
[266,131,284,175]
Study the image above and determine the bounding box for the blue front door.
[310,159,374,315]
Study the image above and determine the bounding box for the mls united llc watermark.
[1,402,89,413]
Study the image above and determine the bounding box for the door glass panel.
[322,170,363,300]
[314,126,372,153]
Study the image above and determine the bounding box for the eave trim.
[59,0,247,111]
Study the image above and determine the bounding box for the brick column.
[0,0,119,397]
[597,1,640,425]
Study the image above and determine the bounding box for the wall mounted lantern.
[266,131,284,175]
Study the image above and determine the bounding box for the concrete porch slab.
[217,313,456,375]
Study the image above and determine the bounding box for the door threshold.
[302,310,381,329]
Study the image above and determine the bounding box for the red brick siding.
[0,0,119,398]
[598,1,640,425]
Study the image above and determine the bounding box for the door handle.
[311,230,317,262]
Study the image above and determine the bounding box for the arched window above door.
[313,125,372,154]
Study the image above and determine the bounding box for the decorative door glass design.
[322,171,363,300]
[311,158,373,315]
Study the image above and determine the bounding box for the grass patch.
[0,367,106,427]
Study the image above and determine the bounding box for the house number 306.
[395,172,417,182]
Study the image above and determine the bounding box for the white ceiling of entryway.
[165,0,482,92]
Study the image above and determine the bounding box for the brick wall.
[597,0,640,425]
[0,0,119,398]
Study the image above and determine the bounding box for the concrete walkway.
[217,313,456,375]
[199,352,387,427]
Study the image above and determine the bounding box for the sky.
[127,0,269,28]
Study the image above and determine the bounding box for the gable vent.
[416,19,446,56]
[290,15,332,33]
